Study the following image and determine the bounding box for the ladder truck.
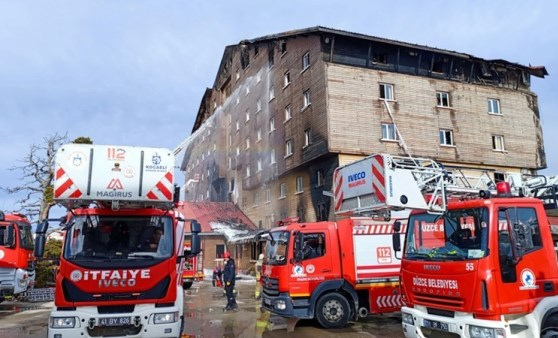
[34,144,201,338]
[334,153,558,337]
[0,211,35,302]
[260,155,412,328]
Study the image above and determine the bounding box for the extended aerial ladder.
[333,153,558,218]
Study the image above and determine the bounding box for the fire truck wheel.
[542,315,558,338]
[183,280,194,290]
[315,293,350,329]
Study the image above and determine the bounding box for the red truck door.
[289,231,335,298]
[495,206,553,314]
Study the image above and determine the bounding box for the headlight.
[469,325,505,338]
[401,312,414,325]
[274,300,286,310]
[17,278,28,288]
[154,312,178,324]
[51,317,76,328]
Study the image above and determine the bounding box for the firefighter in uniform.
[255,253,264,299]
[223,252,238,311]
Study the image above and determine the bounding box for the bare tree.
[2,133,68,220]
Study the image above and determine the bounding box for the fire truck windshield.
[63,215,174,262]
[265,231,289,265]
[404,207,489,261]
[0,222,34,250]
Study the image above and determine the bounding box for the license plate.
[263,297,272,306]
[98,316,131,327]
[423,319,449,332]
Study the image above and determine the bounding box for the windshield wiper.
[127,253,156,259]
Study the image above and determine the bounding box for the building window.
[270,149,276,164]
[216,244,225,258]
[236,146,240,156]
[280,40,287,55]
[488,98,501,115]
[269,86,275,101]
[436,91,450,107]
[236,120,240,131]
[256,99,262,113]
[245,110,250,122]
[246,165,251,177]
[285,139,293,157]
[372,52,387,64]
[269,117,275,132]
[439,129,454,146]
[279,183,286,198]
[257,128,262,141]
[303,90,311,109]
[494,172,505,183]
[492,135,505,151]
[304,129,311,147]
[266,189,271,203]
[302,52,310,70]
[283,71,291,87]
[379,83,394,100]
[285,105,292,122]
[268,49,274,69]
[381,123,398,141]
[257,158,262,172]
[296,176,303,193]
[229,179,235,192]
[316,170,324,187]
[253,192,259,206]
[245,137,250,149]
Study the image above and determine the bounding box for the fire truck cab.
[34,144,201,338]
[397,183,558,338]
[0,211,35,301]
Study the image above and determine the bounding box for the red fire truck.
[335,153,558,337]
[387,160,558,337]
[0,211,35,301]
[261,155,410,328]
[34,144,200,338]
[182,240,203,290]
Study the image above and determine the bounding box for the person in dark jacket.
[222,252,237,311]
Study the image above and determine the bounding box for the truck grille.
[414,293,464,308]
[262,277,279,296]
[98,305,135,314]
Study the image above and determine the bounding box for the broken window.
[379,83,394,100]
[280,40,287,55]
[436,91,450,107]
[439,129,454,146]
[372,52,388,64]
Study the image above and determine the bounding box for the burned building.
[178,26,547,228]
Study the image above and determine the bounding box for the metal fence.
[22,287,55,302]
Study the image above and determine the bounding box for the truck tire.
[542,315,558,338]
[183,280,194,290]
[315,293,350,329]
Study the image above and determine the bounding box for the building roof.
[177,202,258,243]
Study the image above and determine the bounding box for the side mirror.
[4,225,16,248]
[173,185,180,204]
[191,220,201,234]
[36,220,49,234]
[35,234,46,258]
[511,223,526,261]
[392,221,402,259]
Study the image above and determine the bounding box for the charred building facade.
[179,26,547,228]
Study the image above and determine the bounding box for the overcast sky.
[1,0,557,215]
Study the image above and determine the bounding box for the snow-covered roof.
[209,221,257,244]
